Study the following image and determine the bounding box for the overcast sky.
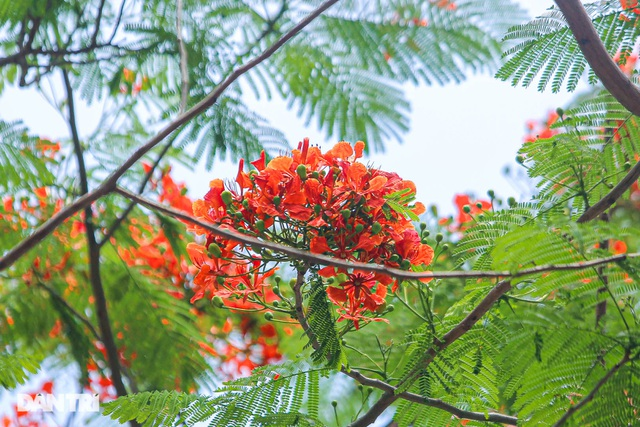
[0,0,575,216]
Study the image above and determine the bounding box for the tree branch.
[551,351,630,427]
[554,0,640,116]
[0,0,339,272]
[554,0,640,222]
[62,70,135,416]
[113,187,640,282]
[287,244,518,425]
[176,0,188,113]
[577,159,640,223]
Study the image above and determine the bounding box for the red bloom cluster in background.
[524,111,559,143]
[188,139,434,328]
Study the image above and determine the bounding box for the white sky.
[0,0,573,216]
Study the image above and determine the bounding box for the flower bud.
[475,202,483,209]
[487,189,495,199]
[556,107,564,117]
[296,164,307,180]
[264,312,274,321]
[208,243,222,257]
[435,233,443,243]
[314,204,322,215]
[216,276,225,285]
[212,296,224,308]
[386,304,395,312]
[331,401,338,408]
[355,224,364,233]
[516,155,525,164]
[371,222,382,235]
[272,286,281,296]
[419,222,427,230]
[255,220,265,232]
[272,300,279,307]
[341,209,351,219]
[272,196,281,206]
[442,244,449,251]
[221,190,233,206]
[400,259,411,270]
[463,205,471,214]
[507,197,516,207]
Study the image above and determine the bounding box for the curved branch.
[112,187,640,282]
[0,0,339,272]
[552,352,630,427]
[577,159,640,223]
[554,0,640,115]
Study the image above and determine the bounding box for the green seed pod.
[221,190,233,206]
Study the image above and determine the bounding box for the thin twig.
[551,352,631,427]
[0,0,339,272]
[62,70,135,416]
[113,187,640,282]
[176,0,189,113]
[578,159,640,222]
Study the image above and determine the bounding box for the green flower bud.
[274,276,282,284]
[516,155,525,164]
[341,209,351,219]
[556,107,564,117]
[355,224,364,233]
[389,254,401,263]
[221,190,233,206]
[272,196,281,206]
[212,296,224,308]
[272,286,281,296]
[237,283,246,290]
[180,187,188,196]
[386,304,395,312]
[507,197,516,207]
[216,276,225,285]
[475,202,483,209]
[272,300,279,307]
[296,164,307,180]
[311,171,320,179]
[242,199,249,209]
[487,189,495,199]
[442,243,449,251]
[331,401,338,408]
[400,259,411,270]
[421,230,430,237]
[463,205,471,214]
[208,243,222,258]
[435,233,443,243]
[624,161,632,170]
[264,311,274,321]
[255,220,265,232]
[371,222,382,235]
[314,204,322,215]
[419,222,427,230]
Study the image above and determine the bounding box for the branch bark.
[62,70,135,422]
[113,187,640,282]
[554,0,640,222]
[551,352,630,427]
[0,0,339,272]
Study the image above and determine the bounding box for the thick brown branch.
[0,0,339,272]
[551,352,630,427]
[113,187,640,282]
[554,0,640,115]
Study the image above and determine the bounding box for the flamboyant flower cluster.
[188,139,434,328]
